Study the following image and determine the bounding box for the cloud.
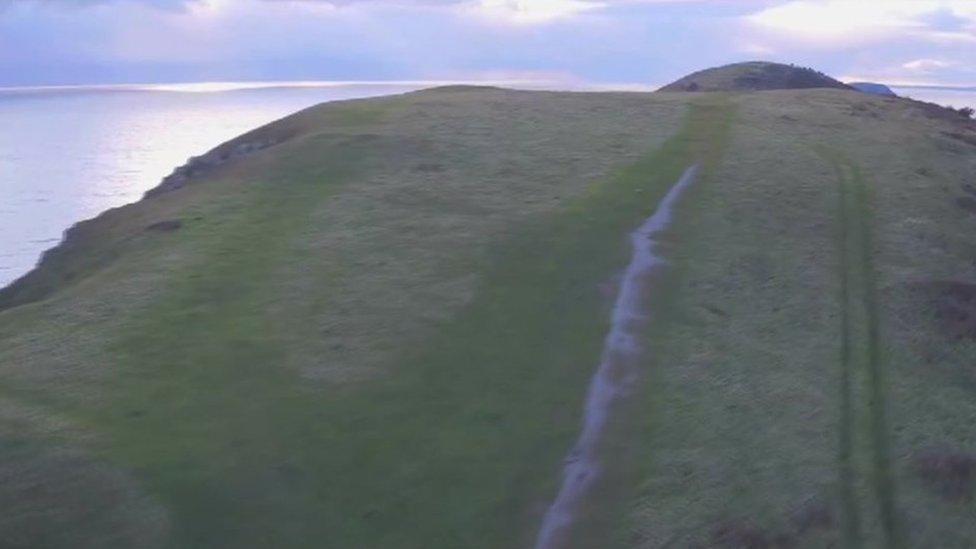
[903,58,953,72]
[4,0,716,12]
[462,0,606,24]
[0,0,199,9]
[2,0,723,27]
[2,0,975,87]
[744,0,976,48]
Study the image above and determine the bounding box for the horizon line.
[0,79,665,94]
[1,79,974,95]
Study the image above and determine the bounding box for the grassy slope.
[1,86,976,548]
[0,88,695,548]
[629,91,976,548]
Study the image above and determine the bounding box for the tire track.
[834,158,862,548]
[830,153,901,548]
[848,164,901,549]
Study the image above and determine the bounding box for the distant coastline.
[890,85,976,111]
[3,79,973,96]
[891,84,976,92]
[0,80,535,95]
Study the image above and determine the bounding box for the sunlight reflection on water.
[0,84,421,287]
[892,87,976,111]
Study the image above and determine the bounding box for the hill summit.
[659,61,851,92]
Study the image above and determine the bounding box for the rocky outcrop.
[144,138,279,198]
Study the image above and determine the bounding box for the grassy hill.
[658,61,852,92]
[849,81,898,97]
[1,77,976,548]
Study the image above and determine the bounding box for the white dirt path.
[534,165,699,549]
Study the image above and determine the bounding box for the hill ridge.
[659,60,852,92]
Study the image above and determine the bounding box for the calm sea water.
[892,86,976,111]
[0,83,423,287]
[1,83,973,289]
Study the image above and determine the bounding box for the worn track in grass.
[828,150,902,548]
[534,165,700,549]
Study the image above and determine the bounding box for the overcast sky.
[1,0,974,87]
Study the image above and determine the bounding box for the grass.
[87,97,725,549]
[1,85,976,547]
[627,89,976,548]
[830,151,864,548]
[0,88,693,548]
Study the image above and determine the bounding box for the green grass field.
[1,85,975,548]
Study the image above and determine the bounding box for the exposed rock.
[143,138,278,199]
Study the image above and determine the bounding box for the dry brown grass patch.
[910,280,976,339]
[914,449,976,502]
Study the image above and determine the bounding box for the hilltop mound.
[659,61,851,92]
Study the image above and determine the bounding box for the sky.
[1,0,975,88]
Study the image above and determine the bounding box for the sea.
[0,82,427,287]
[893,86,976,111]
[1,82,974,288]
